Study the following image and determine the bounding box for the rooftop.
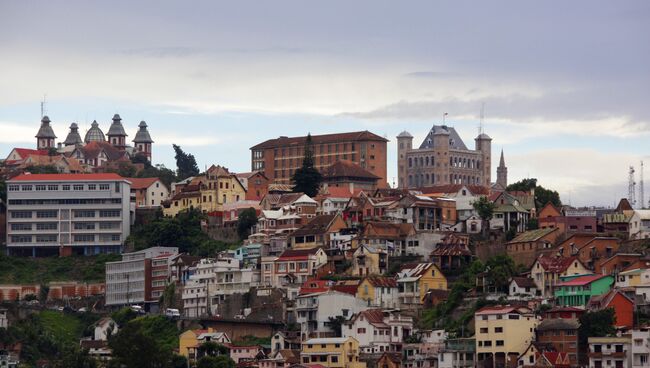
[251,131,387,150]
[9,173,126,182]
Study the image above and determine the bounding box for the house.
[342,309,414,353]
[357,222,417,256]
[396,263,447,311]
[295,291,367,340]
[554,274,614,307]
[554,235,622,271]
[290,214,348,249]
[376,353,401,368]
[588,336,631,368]
[598,253,644,275]
[351,245,388,277]
[271,332,302,354]
[430,233,473,273]
[509,277,539,299]
[322,160,381,193]
[630,329,650,368]
[127,177,169,208]
[475,305,538,368]
[179,328,231,360]
[356,276,399,309]
[93,317,118,341]
[230,345,266,363]
[300,337,366,368]
[538,203,598,235]
[530,256,592,297]
[542,306,585,320]
[587,289,635,329]
[490,192,530,233]
[235,171,270,201]
[629,210,650,239]
[437,338,475,368]
[259,349,301,368]
[384,194,450,231]
[506,228,561,267]
[418,184,490,221]
[517,344,572,368]
[535,318,580,366]
[261,248,328,288]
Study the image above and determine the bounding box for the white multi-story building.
[295,290,367,341]
[182,257,256,317]
[343,309,414,353]
[631,329,650,368]
[588,336,632,368]
[105,246,178,307]
[6,173,131,256]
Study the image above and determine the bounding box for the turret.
[475,133,492,187]
[36,116,57,150]
[107,114,128,148]
[84,120,106,143]
[133,121,154,161]
[63,123,83,147]
[497,149,508,188]
[396,131,413,188]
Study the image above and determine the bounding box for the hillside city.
[0,117,648,368]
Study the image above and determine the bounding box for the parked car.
[130,305,145,314]
[165,308,181,318]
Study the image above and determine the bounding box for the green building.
[554,274,614,307]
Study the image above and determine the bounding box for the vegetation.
[173,144,200,181]
[526,218,539,230]
[472,196,496,237]
[507,178,562,209]
[578,308,616,346]
[326,315,347,336]
[127,208,234,255]
[237,208,258,240]
[197,355,236,368]
[291,133,322,197]
[23,164,60,174]
[108,315,181,368]
[0,179,6,202]
[485,254,525,292]
[0,253,120,284]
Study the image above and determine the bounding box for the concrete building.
[301,337,366,368]
[128,177,169,208]
[631,329,650,368]
[295,290,367,340]
[5,173,132,256]
[342,309,413,353]
[251,131,388,187]
[396,126,491,189]
[105,246,178,308]
[588,336,631,368]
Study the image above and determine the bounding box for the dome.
[107,114,128,136]
[476,133,492,140]
[35,115,57,139]
[133,121,153,143]
[84,120,106,143]
[63,122,83,146]
[397,131,413,138]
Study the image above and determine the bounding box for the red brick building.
[235,171,270,201]
[535,318,580,366]
[250,131,388,187]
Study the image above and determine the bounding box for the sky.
[1,1,649,207]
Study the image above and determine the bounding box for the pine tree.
[173,144,200,180]
[291,134,323,197]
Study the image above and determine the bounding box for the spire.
[63,122,83,146]
[499,149,505,167]
[496,148,508,189]
[35,116,57,139]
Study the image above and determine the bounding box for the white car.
[165,308,181,318]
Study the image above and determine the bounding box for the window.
[35,184,46,191]
[47,184,58,190]
[36,210,58,218]
[480,328,488,333]
[74,222,96,230]
[331,356,338,363]
[75,210,96,218]
[8,184,19,191]
[11,223,32,231]
[36,223,57,230]
[74,234,95,242]
[88,184,96,190]
[99,184,110,190]
[21,185,33,191]
[496,340,504,346]
[99,210,120,217]
[495,327,503,333]
[73,184,84,190]
[62,184,70,190]
[36,235,57,243]
[11,211,32,218]
[11,235,32,243]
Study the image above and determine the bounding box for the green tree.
[291,133,322,197]
[472,196,496,237]
[485,254,519,292]
[326,315,347,336]
[138,164,177,188]
[24,165,60,174]
[526,218,539,230]
[198,341,229,357]
[108,316,178,368]
[578,308,616,362]
[507,178,562,209]
[173,144,200,181]
[0,179,6,202]
[53,347,98,368]
[131,153,152,167]
[197,355,236,368]
[237,208,258,240]
[47,147,59,156]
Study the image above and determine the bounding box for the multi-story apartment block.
[535,318,580,366]
[250,131,388,187]
[342,309,413,353]
[438,338,476,368]
[396,126,491,189]
[5,173,131,256]
[105,246,178,308]
[588,336,631,368]
[475,305,538,368]
[295,290,367,340]
[301,337,366,368]
[631,329,650,368]
[261,248,327,288]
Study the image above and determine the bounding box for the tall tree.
[472,196,496,237]
[173,144,200,181]
[291,133,322,197]
[237,208,258,240]
[0,179,6,202]
[507,178,562,209]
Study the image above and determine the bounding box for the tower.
[496,149,508,189]
[629,166,637,208]
[35,116,57,150]
[133,121,154,161]
[84,120,106,143]
[107,114,128,149]
[640,161,645,209]
[475,132,492,187]
[63,123,83,147]
[396,131,413,188]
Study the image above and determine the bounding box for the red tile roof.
[364,276,397,288]
[9,173,125,181]
[323,160,380,180]
[127,177,161,189]
[536,256,581,273]
[475,305,531,315]
[251,131,387,150]
[557,274,607,287]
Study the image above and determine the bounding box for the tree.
[326,315,347,336]
[108,316,179,368]
[131,153,152,167]
[578,308,616,363]
[197,341,229,358]
[0,179,6,202]
[47,147,59,156]
[291,134,322,197]
[138,164,177,188]
[526,218,539,230]
[507,178,562,209]
[197,355,236,368]
[485,254,519,292]
[472,196,496,237]
[173,144,200,180]
[24,165,59,174]
[237,208,258,240]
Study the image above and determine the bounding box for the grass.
[0,253,121,284]
[38,310,85,345]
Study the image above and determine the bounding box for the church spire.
[497,149,508,189]
[499,149,505,167]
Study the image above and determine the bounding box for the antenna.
[640,161,645,209]
[40,94,47,118]
[629,166,637,208]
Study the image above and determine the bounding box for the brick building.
[250,131,388,187]
[396,126,492,189]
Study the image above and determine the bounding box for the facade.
[530,256,591,298]
[128,177,169,208]
[351,245,388,277]
[474,306,538,368]
[342,309,414,353]
[261,248,328,288]
[396,126,492,189]
[356,276,399,309]
[105,246,178,307]
[6,173,131,256]
[505,228,561,267]
[554,275,614,307]
[300,337,366,368]
[396,263,447,311]
[295,291,367,340]
[251,131,388,187]
[235,171,270,201]
[588,336,631,368]
[322,160,381,193]
[535,318,580,366]
[631,329,650,368]
[179,328,231,361]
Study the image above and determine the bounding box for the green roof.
[508,227,557,243]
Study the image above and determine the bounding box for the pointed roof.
[324,160,380,180]
[63,123,83,146]
[107,114,128,137]
[36,116,57,139]
[419,125,467,150]
[84,121,106,143]
[133,121,154,143]
[499,149,505,167]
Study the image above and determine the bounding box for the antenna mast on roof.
[640,160,645,209]
[629,165,637,208]
[40,94,47,118]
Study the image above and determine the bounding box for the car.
[130,305,145,314]
[165,308,181,318]
[77,307,88,313]
[234,314,246,320]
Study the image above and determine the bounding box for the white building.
[631,329,650,368]
[128,177,169,208]
[343,309,414,353]
[0,308,7,329]
[105,246,178,307]
[182,257,256,318]
[6,173,132,256]
[295,290,367,340]
[588,336,631,368]
[629,210,650,240]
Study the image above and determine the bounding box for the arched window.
[409,158,412,167]
[425,157,429,166]
[426,173,430,183]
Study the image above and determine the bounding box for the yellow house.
[475,305,538,368]
[351,245,388,277]
[396,263,447,310]
[530,256,592,297]
[301,337,366,368]
[356,276,399,309]
[179,328,231,360]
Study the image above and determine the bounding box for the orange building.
[587,289,634,329]
[250,131,388,187]
[236,171,270,201]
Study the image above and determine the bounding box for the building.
[290,214,348,249]
[438,338,475,368]
[396,125,492,189]
[587,289,635,329]
[235,171,270,201]
[490,191,530,233]
[505,228,561,267]
[351,245,388,277]
[554,274,614,307]
[300,337,366,368]
[418,184,490,222]
[128,177,169,208]
[322,160,381,193]
[509,277,539,299]
[251,131,388,187]
[261,248,328,288]
[474,305,538,368]
[0,308,7,329]
[530,256,591,298]
[179,328,231,361]
[295,290,367,340]
[5,173,132,256]
[495,150,508,190]
[535,318,580,366]
[629,210,650,239]
[588,336,631,368]
[396,263,447,311]
[356,276,399,309]
[631,329,650,368]
[104,246,178,308]
[342,309,413,354]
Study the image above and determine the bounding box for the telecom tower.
[629,166,637,208]
[640,161,645,209]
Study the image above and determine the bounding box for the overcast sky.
[1,1,649,207]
